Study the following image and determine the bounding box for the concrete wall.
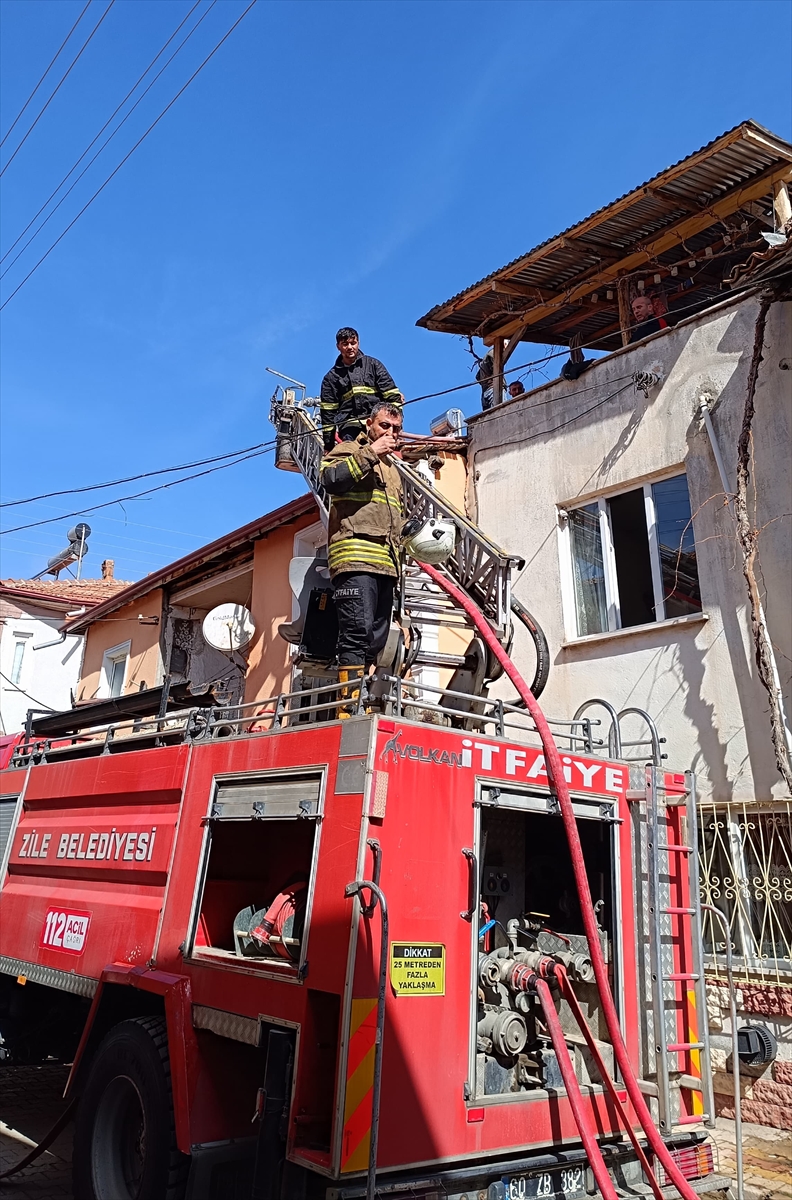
[467,292,792,805]
[77,590,164,702]
[0,599,85,732]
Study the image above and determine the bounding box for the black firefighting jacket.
[319,352,402,451]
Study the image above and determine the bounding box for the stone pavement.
[709,1116,792,1200]
[0,1066,73,1200]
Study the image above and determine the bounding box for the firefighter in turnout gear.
[320,327,403,452]
[320,402,404,716]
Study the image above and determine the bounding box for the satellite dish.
[202,604,256,653]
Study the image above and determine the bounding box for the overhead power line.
[0,439,269,508]
[1,0,207,272]
[0,670,56,712]
[0,0,92,150]
[0,374,638,537]
[0,1,116,179]
[1,272,778,533]
[0,444,275,535]
[0,0,258,310]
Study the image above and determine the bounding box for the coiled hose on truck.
[419,561,699,1200]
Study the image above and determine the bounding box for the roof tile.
[0,578,133,606]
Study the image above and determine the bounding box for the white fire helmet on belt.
[402,517,456,565]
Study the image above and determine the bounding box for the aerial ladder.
[269,382,550,712]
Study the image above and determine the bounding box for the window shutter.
[211,774,322,820]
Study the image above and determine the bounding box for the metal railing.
[9,675,616,770]
[269,394,522,640]
[271,398,329,518]
[572,699,667,767]
[698,797,792,983]
[393,459,522,638]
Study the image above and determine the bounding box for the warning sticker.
[389,943,445,995]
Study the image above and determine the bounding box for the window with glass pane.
[569,504,607,636]
[11,641,25,685]
[108,657,127,697]
[652,476,701,618]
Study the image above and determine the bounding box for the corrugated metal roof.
[416,120,792,351]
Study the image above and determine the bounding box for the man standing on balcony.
[320,402,404,716]
[320,327,403,452]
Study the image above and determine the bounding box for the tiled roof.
[65,494,317,633]
[0,578,133,607]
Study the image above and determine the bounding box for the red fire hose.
[554,965,664,1200]
[533,977,618,1200]
[419,562,699,1200]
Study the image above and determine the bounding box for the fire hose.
[532,975,618,1200]
[419,561,699,1200]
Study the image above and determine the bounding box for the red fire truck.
[0,674,729,1200]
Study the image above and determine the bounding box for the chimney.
[101,559,115,580]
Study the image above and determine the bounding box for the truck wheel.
[72,1015,189,1200]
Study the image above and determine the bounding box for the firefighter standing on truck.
[320,327,403,451]
[320,401,404,715]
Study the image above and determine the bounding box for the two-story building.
[0,568,131,734]
[417,120,792,1129]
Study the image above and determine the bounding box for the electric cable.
[0,442,274,535]
[0,438,268,508]
[0,273,779,532]
[405,269,781,410]
[0,1,116,178]
[519,381,635,442]
[0,1,91,150]
[1,0,206,272]
[0,0,257,310]
[2,367,630,512]
[0,670,56,712]
[0,375,636,535]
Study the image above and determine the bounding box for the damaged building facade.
[418,120,792,1127]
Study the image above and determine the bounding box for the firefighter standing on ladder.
[320,327,403,450]
[320,401,404,715]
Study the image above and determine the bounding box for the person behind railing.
[319,402,405,717]
[320,327,403,452]
[629,292,669,343]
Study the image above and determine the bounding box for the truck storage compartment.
[191,772,323,972]
[474,796,618,1099]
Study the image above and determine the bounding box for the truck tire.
[72,1015,189,1200]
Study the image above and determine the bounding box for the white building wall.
[0,603,85,734]
[468,292,792,805]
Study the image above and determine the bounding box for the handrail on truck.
[345,864,389,1200]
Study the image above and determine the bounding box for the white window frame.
[100,641,131,699]
[559,471,695,641]
[10,633,32,685]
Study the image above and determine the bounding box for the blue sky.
[1,0,790,584]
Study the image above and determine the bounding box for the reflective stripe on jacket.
[320,434,403,577]
[319,352,402,451]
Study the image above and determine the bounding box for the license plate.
[504,1165,587,1199]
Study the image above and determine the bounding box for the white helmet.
[402,517,456,565]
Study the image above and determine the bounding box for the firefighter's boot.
[337,665,365,719]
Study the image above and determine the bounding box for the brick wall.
[708,979,792,1130]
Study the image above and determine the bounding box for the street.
[0,1067,72,1200]
[1,1064,790,1200]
